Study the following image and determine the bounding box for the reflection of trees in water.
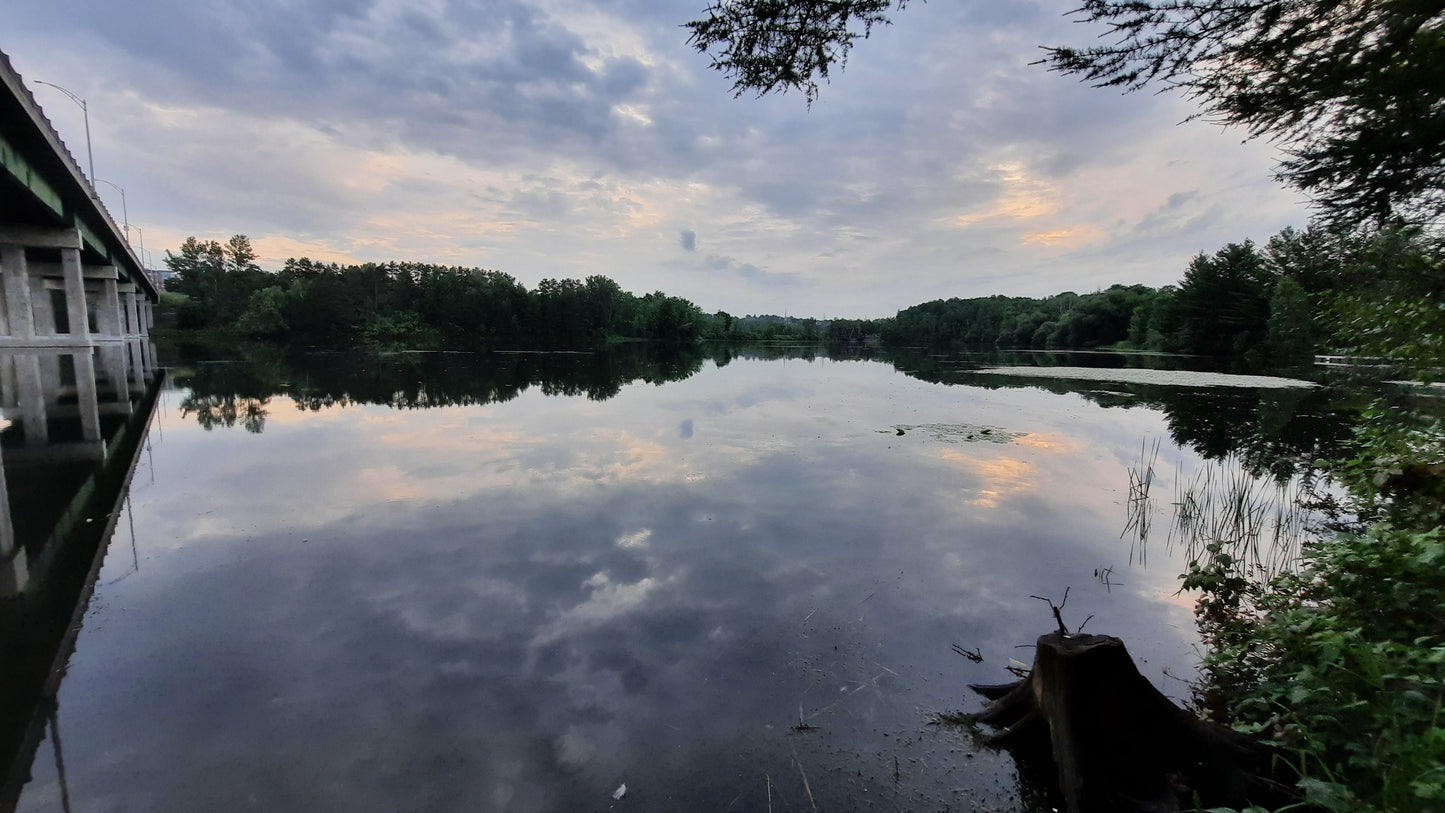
[728,344,819,362]
[180,394,271,434]
[175,341,1361,475]
[174,343,714,432]
[176,353,285,433]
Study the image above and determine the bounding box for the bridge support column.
[119,284,140,336]
[13,352,48,445]
[72,350,101,443]
[60,247,90,342]
[127,339,145,392]
[30,277,56,335]
[98,278,122,336]
[1,245,37,340]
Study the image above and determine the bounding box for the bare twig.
[1030,586,1072,635]
[952,644,984,663]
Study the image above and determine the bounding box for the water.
[3,345,1354,812]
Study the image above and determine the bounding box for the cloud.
[3,0,1309,317]
[701,254,803,288]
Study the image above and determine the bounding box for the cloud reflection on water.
[14,351,1306,812]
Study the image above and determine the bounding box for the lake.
[2,344,1356,812]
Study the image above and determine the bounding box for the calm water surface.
[7,346,1349,812]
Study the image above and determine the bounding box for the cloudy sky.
[6,0,1309,317]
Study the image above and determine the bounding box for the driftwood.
[969,632,1296,813]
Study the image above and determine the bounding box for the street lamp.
[95,178,129,243]
[32,80,95,182]
[131,226,151,270]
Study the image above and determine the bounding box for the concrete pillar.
[142,340,157,373]
[72,350,101,443]
[1,245,36,340]
[60,248,90,341]
[123,290,140,336]
[127,340,145,391]
[15,352,47,446]
[0,354,14,410]
[142,299,154,331]
[30,277,55,335]
[98,278,123,336]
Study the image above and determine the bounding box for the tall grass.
[1123,443,1317,582]
[1170,456,1314,582]
[1121,438,1160,566]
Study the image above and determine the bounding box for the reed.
[1121,437,1161,566]
[1169,453,1313,581]
[1123,442,1318,582]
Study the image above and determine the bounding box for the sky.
[4,0,1311,318]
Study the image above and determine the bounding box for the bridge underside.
[0,228,155,347]
[1,50,156,349]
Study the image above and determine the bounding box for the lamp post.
[32,80,94,182]
[95,178,129,244]
[131,226,154,283]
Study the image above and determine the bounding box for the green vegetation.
[164,222,1442,374]
[164,237,721,348]
[826,225,1437,370]
[1184,421,1445,810]
[880,286,1154,351]
[162,237,853,349]
[164,224,1442,371]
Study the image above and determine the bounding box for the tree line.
[829,223,1442,370]
[165,221,1442,370]
[164,236,708,346]
[162,236,849,348]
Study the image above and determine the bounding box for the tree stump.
[969,632,1294,813]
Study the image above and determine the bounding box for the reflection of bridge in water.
[0,346,162,810]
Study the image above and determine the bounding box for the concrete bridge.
[1,49,157,350]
